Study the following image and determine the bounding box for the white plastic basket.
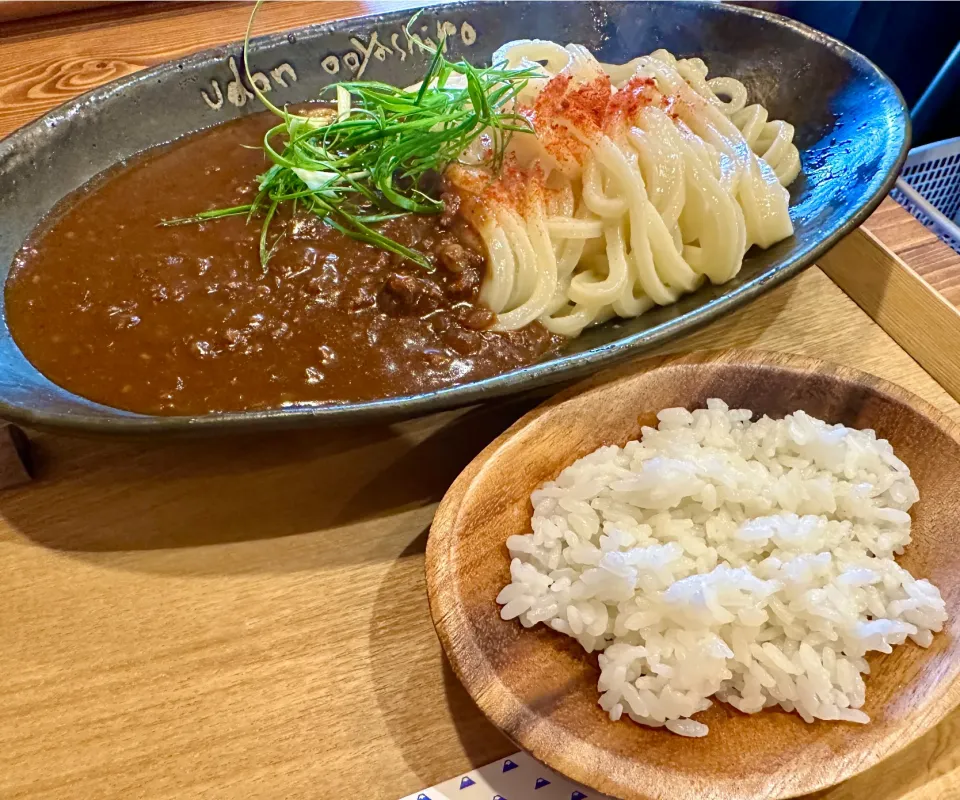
[890,136,960,253]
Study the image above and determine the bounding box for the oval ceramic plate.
[0,2,908,433]
[426,350,960,800]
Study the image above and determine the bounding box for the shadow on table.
[0,262,797,568]
[367,527,514,788]
[0,397,537,570]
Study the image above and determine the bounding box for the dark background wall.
[743,1,959,145]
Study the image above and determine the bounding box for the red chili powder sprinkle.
[606,75,663,130]
[663,93,690,123]
[445,163,489,196]
[445,157,544,217]
[450,71,680,212]
[490,154,530,209]
[539,74,611,132]
[525,73,609,164]
[485,156,553,213]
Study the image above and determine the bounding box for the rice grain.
[498,401,946,736]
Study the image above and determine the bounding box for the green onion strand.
[161,1,537,271]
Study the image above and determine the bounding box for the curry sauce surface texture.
[5,113,560,415]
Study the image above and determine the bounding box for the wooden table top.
[1,4,960,800]
[864,199,960,309]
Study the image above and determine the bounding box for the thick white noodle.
[455,41,800,336]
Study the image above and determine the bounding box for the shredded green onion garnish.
[163,2,538,271]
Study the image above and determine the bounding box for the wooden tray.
[1,227,960,800]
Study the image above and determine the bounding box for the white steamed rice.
[497,399,946,737]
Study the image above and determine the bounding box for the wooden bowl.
[426,350,960,800]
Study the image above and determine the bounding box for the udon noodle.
[441,41,801,336]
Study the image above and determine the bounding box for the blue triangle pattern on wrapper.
[535,777,551,789]
[502,759,519,773]
[571,792,588,800]
[493,796,508,800]
[416,795,430,800]
[458,776,475,790]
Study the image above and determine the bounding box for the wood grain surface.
[2,3,960,800]
[2,267,959,800]
[819,227,960,403]
[0,2,119,24]
[427,349,960,800]
[0,1,423,139]
[864,199,960,309]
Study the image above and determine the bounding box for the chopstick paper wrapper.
[399,752,609,800]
